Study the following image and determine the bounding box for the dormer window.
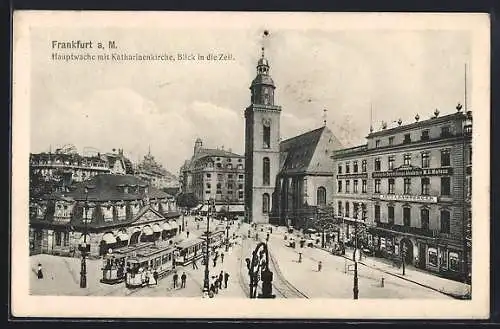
[375,140,381,147]
[403,134,411,144]
[441,126,451,138]
[421,130,430,141]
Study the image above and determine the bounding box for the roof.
[196,148,243,159]
[49,174,172,201]
[251,75,275,87]
[279,126,343,175]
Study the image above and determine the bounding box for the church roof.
[279,126,342,175]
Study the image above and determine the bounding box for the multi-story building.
[29,174,179,258]
[271,126,343,228]
[135,149,179,190]
[332,108,472,281]
[180,138,245,213]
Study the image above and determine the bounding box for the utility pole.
[353,203,360,299]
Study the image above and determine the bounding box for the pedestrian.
[192,257,199,269]
[173,272,179,288]
[318,261,322,272]
[153,270,159,285]
[181,272,187,288]
[187,231,190,238]
[197,223,200,230]
[145,268,151,286]
[224,272,230,288]
[214,279,219,294]
[218,271,223,289]
[210,283,215,296]
[36,263,43,279]
[221,252,225,264]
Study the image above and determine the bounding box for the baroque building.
[180,139,245,213]
[331,109,472,281]
[29,174,179,258]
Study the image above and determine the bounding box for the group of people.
[139,267,159,287]
[172,271,188,289]
[209,270,230,297]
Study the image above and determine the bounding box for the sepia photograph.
[11,11,490,319]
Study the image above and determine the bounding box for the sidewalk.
[317,244,471,299]
[358,255,471,299]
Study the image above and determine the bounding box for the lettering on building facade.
[372,167,453,178]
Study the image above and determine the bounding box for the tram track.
[267,247,309,299]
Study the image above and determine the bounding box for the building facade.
[29,174,180,258]
[180,138,245,211]
[135,149,179,190]
[244,49,282,224]
[271,126,343,228]
[332,109,472,281]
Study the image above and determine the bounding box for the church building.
[244,47,343,225]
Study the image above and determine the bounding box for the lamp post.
[245,242,275,299]
[402,244,406,276]
[182,207,185,232]
[79,185,94,289]
[202,198,214,296]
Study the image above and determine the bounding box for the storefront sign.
[336,173,368,179]
[377,194,438,203]
[372,167,453,178]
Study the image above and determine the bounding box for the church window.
[263,121,271,149]
[262,193,270,214]
[316,187,326,206]
[263,157,270,186]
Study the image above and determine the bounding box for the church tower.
[244,47,282,224]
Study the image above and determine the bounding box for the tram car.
[125,244,177,289]
[202,230,225,249]
[100,242,154,284]
[175,238,205,266]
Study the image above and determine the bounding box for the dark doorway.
[418,243,426,269]
[130,231,141,245]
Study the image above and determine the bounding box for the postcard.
[12,11,490,319]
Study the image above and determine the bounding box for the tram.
[100,242,153,284]
[202,230,225,249]
[175,238,205,266]
[125,244,177,288]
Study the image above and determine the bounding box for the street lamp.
[182,207,185,232]
[225,224,230,252]
[352,202,366,299]
[79,185,94,288]
[202,198,214,296]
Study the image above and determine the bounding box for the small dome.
[258,57,269,66]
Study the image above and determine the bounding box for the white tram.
[125,244,177,288]
[100,242,153,284]
[175,238,205,266]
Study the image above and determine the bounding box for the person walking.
[218,271,224,289]
[192,257,199,270]
[36,263,43,279]
[221,252,225,264]
[224,272,230,289]
[186,231,190,238]
[181,272,187,288]
[153,270,159,285]
[318,261,322,272]
[173,272,179,289]
[213,255,218,268]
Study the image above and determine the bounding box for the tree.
[176,192,199,209]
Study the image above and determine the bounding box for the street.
[31,217,457,299]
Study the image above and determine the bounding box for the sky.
[29,26,471,176]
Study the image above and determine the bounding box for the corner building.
[244,50,281,224]
[332,111,472,281]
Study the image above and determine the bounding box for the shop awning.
[163,222,173,231]
[142,226,153,235]
[116,232,129,241]
[102,233,117,244]
[228,205,245,212]
[152,224,162,233]
[200,205,208,212]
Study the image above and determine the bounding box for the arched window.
[263,157,270,185]
[262,193,270,214]
[263,124,271,148]
[316,186,326,206]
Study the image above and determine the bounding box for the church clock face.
[262,118,271,127]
